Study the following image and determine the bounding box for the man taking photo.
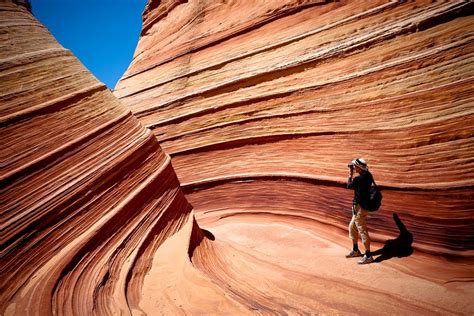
[346,158,375,264]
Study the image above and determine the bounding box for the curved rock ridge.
[115,0,474,314]
[0,2,199,315]
[116,0,474,255]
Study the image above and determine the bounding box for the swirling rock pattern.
[116,0,474,255]
[1,0,474,315]
[115,0,474,314]
[0,1,194,315]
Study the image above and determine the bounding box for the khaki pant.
[349,204,370,245]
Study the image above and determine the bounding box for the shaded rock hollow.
[1,0,474,315]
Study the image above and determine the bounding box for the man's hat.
[351,158,368,171]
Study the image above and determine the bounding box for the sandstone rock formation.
[0,1,195,314]
[1,0,474,315]
[115,0,474,313]
[116,0,474,255]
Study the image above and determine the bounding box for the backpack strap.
[372,176,378,188]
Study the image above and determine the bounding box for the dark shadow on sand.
[373,213,413,263]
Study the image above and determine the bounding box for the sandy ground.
[139,212,474,315]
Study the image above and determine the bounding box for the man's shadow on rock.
[373,213,413,263]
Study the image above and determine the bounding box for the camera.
[347,163,354,169]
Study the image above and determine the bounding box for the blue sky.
[32,0,148,89]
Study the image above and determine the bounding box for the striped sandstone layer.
[0,1,198,315]
[0,0,473,315]
[116,0,474,256]
[115,0,474,314]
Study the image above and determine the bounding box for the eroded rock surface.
[1,0,474,315]
[0,2,194,315]
[116,0,474,255]
[115,0,474,314]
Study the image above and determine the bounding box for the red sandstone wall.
[2,0,474,314]
[0,2,193,314]
[116,0,474,257]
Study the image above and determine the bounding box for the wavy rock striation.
[116,0,474,255]
[1,0,474,314]
[0,2,197,315]
[115,0,474,314]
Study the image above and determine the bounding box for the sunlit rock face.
[115,0,474,314]
[0,2,195,315]
[1,0,474,315]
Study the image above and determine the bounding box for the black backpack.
[367,179,382,212]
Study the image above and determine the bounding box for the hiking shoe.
[358,255,374,264]
[345,250,362,258]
